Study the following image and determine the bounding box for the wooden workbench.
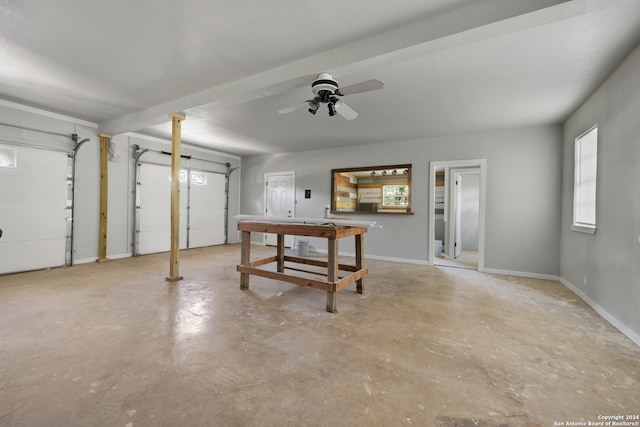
[236,221,368,313]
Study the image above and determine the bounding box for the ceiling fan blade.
[339,79,384,96]
[335,100,358,120]
[278,101,308,114]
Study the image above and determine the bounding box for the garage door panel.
[139,164,170,182]
[189,172,225,247]
[138,231,170,254]
[137,164,189,254]
[189,228,225,248]
[1,175,68,208]
[137,165,225,254]
[139,186,170,209]
[0,239,66,273]
[0,145,68,274]
[189,209,225,227]
[139,209,170,231]
[190,189,225,209]
[0,147,67,177]
[0,207,66,240]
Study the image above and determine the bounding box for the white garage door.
[0,145,68,274]
[137,163,188,255]
[188,171,226,248]
[136,165,226,255]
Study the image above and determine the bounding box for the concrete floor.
[434,250,478,270]
[1,244,639,427]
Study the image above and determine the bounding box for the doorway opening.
[428,160,486,271]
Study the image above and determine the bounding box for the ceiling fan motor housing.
[311,72,339,97]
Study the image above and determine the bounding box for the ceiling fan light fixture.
[307,100,319,115]
[327,102,336,116]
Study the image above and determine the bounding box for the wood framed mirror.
[331,164,413,214]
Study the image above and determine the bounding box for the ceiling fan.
[278,72,384,120]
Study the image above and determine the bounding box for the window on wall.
[572,126,598,234]
[0,146,17,168]
[383,184,409,207]
[190,171,208,186]
[170,170,208,185]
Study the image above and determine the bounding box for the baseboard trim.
[309,248,430,266]
[73,253,132,264]
[481,268,560,281]
[559,277,640,348]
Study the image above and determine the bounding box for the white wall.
[240,125,563,276]
[560,44,640,345]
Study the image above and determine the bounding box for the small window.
[190,171,208,186]
[383,185,409,207]
[572,126,598,234]
[168,169,188,183]
[0,146,17,168]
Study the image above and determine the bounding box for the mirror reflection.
[331,164,412,214]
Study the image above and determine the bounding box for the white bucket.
[296,240,309,257]
[434,240,443,256]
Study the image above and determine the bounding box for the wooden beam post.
[97,134,111,262]
[166,113,185,282]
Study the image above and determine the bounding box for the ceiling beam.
[99,0,601,137]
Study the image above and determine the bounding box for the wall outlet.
[583,275,588,286]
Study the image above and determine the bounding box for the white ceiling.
[1,0,640,156]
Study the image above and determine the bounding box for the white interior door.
[189,171,226,248]
[0,145,68,274]
[264,171,295,247]
[138,164,187,254]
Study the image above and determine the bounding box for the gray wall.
[240,125,563,276]
[560,44,640,343]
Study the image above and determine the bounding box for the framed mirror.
[331,164,413,214]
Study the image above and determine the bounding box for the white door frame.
[428,159,486,271]
[263,170,296,247]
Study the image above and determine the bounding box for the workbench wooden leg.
[276,233,284,273]
[240,231,251,290]
[326,238,338,313]
[326,291,337,313]
[355,233,364,294]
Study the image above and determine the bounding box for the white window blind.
[573,126,598,233]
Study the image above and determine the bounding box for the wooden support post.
[97,134,111,262]
[166,113,185,282]
[326,238,338,313]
